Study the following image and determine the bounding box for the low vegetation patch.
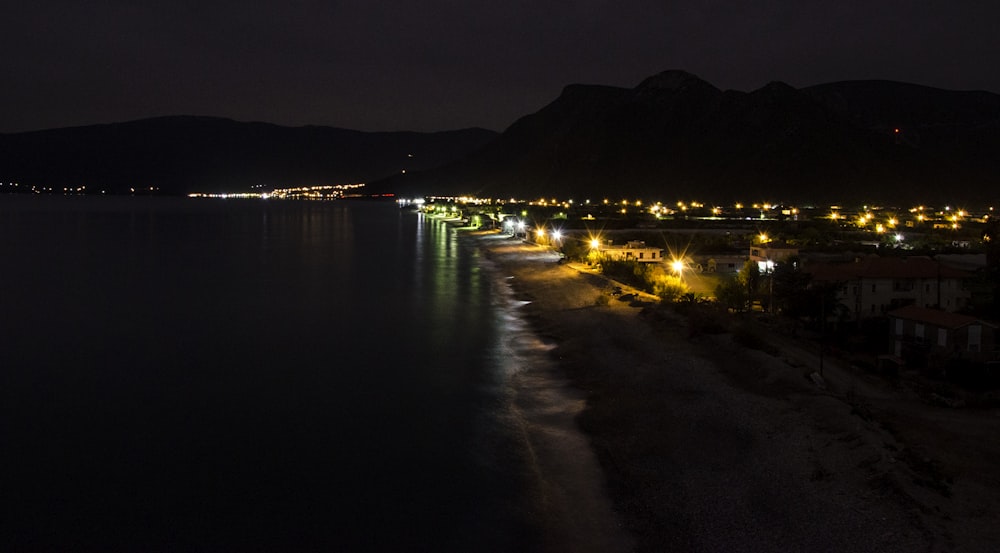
[731,323,780,355]
[594,259,689,302]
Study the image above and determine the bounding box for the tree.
[738,260,762,311]
[716,275,749,312]
[771,257,813,316]
[560,239,590,262]
[652,273,687,302]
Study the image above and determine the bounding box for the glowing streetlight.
[590,239,601,249]
[671,259,685,274]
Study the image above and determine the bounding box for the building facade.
[807,256,972,320]
[888,305,998,366]
[594,240,664,263]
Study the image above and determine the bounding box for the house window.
[969,325,982,352]
[895,319,903,335]
[925,283,931,293]
[938,328,947,347]
[638,252,644,259]
[914,323,924,343]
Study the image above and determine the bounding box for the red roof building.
[888,305,998,366]
[807,256,972,320]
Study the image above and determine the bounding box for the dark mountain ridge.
[0,116,497,194]
[382,71,1000,205]
[4,71,998,204]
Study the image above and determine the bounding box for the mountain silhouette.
[4,72,998,204]
[0,116,497,194]
[382,70,1000,204]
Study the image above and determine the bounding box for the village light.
[590,239,600,249]
[552,230,562,241]
[671,259,685,274]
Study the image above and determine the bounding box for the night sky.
[5,1,999,134]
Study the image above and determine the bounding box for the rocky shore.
[471,229,1000,553]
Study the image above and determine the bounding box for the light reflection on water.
[0,197,545,552]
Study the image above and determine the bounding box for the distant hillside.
[0,116,497,194]
[381,71,1000,204]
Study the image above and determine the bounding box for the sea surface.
[0,196,552,552]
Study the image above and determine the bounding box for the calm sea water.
[1,196,547,552]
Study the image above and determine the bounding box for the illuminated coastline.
[187,183,366,200]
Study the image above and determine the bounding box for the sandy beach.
[470,229,1000,553]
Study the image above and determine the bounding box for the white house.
[807,255,972,320]
[749,245,799,272]
[593,240,664,263]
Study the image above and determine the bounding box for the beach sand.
[471,229,1000,553]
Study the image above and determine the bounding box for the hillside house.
[807,256,972,321]
[594,240,664,263]
[749,245,799,271]
[702,255,747,273]
[888,305,998,366]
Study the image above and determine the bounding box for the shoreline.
[464,227,1000,552]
